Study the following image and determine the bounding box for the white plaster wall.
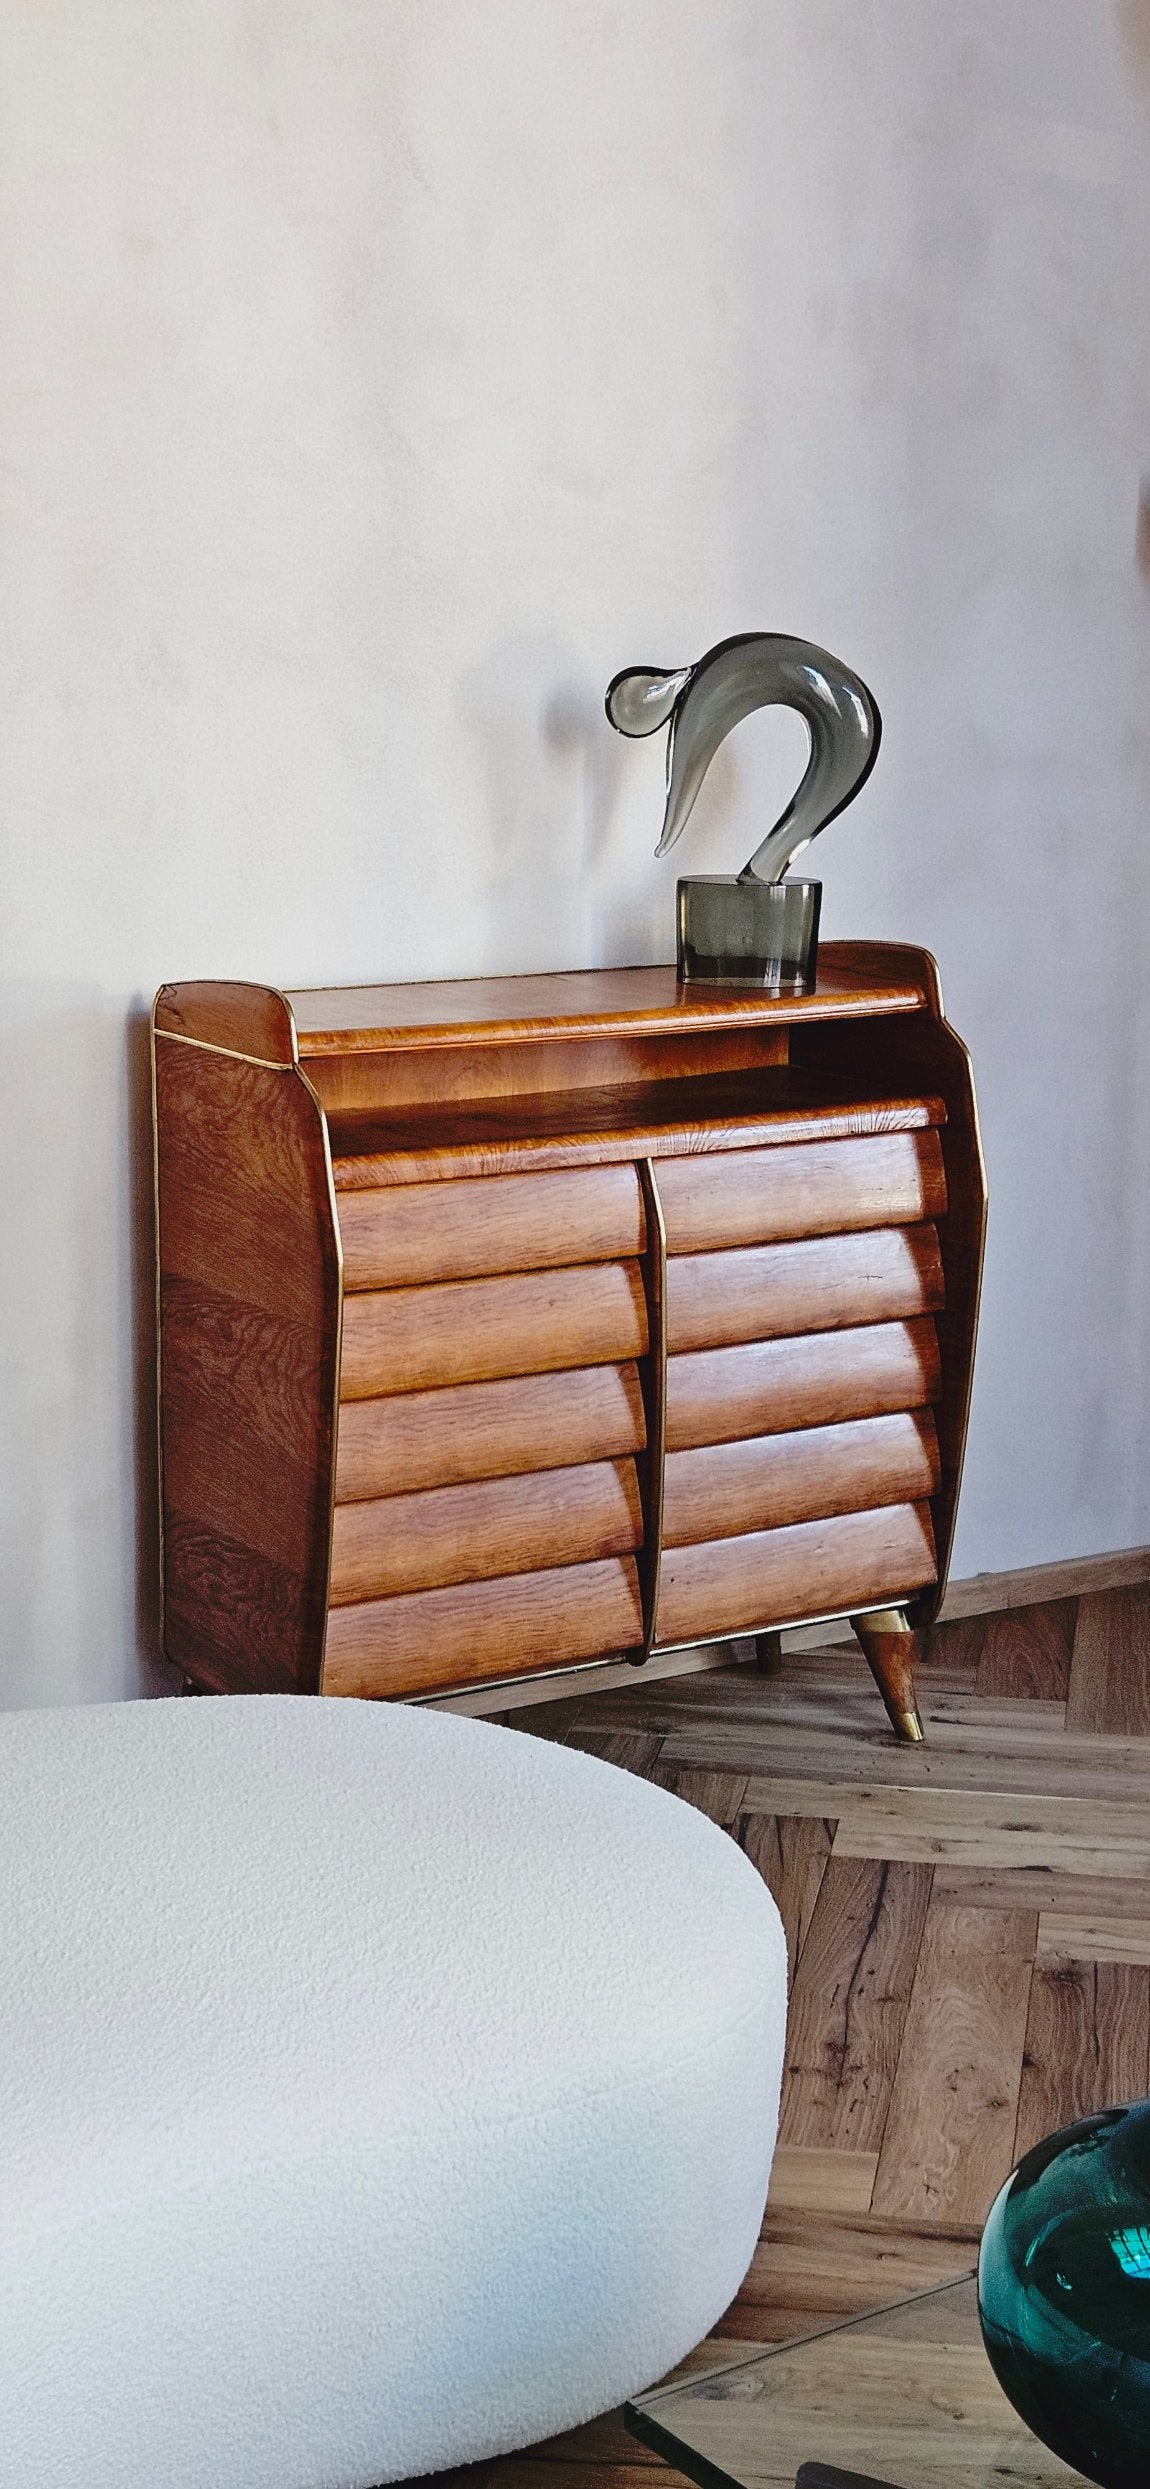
[3,2,1150,1705]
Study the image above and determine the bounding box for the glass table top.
[625,2275,1094,2489]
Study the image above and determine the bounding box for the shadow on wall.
[456,631,766,972]
[0,988,163,1706]
[458,634,633,969]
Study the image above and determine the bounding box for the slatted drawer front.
[656,1501,938,1647]
[339,1260,647,1399]
[662,1411,940,1549]
[323,1557,646,1700]
[338,1163,645,1290]
[666,1225,943,1353]
[334,1362,647,1502]
[656,1127,946,1253]
[666,1319,942,1452]
[330,1458,643,1604]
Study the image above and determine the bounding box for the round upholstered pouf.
[0,1695,786,2488]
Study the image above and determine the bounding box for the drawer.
[666,1318,942,1450]
[656,1501,938,1646]
[329,1458,643,1603]
[657,1128,946,1253]
[334,1362,647,1501]
[666,1225,943,1353]
[339,1261,648,1399]
[662,1411,940,1548]
[338,1163,645,1291]
[322,1556,645,1698]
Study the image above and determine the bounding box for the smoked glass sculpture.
[605,632,880,990]
[979,2099,1150,2487]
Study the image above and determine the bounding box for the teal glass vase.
[978,2101,1150,2487]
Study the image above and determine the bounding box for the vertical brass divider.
[634,1158,669,1660]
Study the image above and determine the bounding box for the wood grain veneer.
[333,1362,648,1502]
[662,1412,941,1548]
[657,1128,947,1252]
[287,949,933,1052]
[322,1555,646,1697]
[329,1458,644,1604]
[666,1319,943,1450]
[153,1037,338,1692]
[339,1259,648,1399]
[666,1224,944,1351]
[655,1502,938,1647]
[338,1163,645,1291]
[324,1073,946,1188]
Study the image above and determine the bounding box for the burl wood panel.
[339,1260,648,1398]
[329,1457,643,1603]
[666,1318,942,1450]
[656,1501,938,1647]
[153,1034,339,1692]
[322,1555,645,1698]
[333,1362,647,1502]
[666,1225,944,1352]
[657,1128,946,1253]
[337,1163,645,1291]
[662,1412,941,1548]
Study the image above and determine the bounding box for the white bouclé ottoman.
[0,1695,786,2488]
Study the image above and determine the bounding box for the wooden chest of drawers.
[152,946,985,1737]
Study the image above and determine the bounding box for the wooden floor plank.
[827,1785,1150,1876]
[563,1725,666,1777]
[975,1598,1076,1700]
[1067,1584,1150,1735]
[722,2211,979,2341]
[1015,1959,1150,2160]
[737,1811,834,1989]
[871,1902,1034,2227]
[933,1862,1150,1915]
[650,1763,749,1824]
[779,1857,932,2156]
[666,1711,1150,1802]
[767,2143,879,2213]
[1037,1911,1150,1966]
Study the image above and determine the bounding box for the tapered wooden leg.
[850,1606,926,1743]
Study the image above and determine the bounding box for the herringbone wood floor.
[418,1585,1150,2487]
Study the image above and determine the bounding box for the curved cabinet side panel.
[789,989,986,1621]
[153,1035,341,1691]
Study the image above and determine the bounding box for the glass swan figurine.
[605,632,881,989]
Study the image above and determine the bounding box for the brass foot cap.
[892,1706,925,1745]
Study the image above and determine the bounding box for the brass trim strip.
[152,1026,300,1073]
[635,1157,668,1660]
[308,1067,347,1698]
[149,1002,167,1664]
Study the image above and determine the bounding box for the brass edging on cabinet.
[635,1157,668,1660]
[305,1069,346,1699]
[149,1001,167,1662]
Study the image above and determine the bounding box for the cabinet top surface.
[287,947,932,1055]
[153,946,938,1064]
